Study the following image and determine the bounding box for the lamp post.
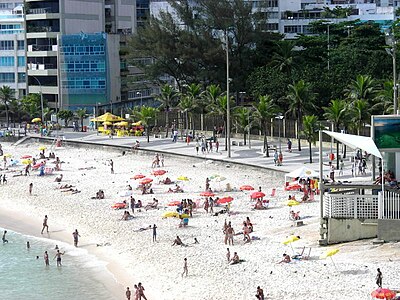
[225,29,231,158]
[275,114,284,152]
[136,91,143,107]
[30,76,44,124]
[248,109,251,149]
[385,31,398,114]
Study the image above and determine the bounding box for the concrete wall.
[377,219,400,242]
[327,218,377,244]
[115,0,136,32]
[106,34,121,107]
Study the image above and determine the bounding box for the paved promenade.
[29,129,369,181]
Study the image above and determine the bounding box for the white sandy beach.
[0,141,400,300]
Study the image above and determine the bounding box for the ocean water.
[0,229,119,300]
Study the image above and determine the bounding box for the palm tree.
[371,80,394,114]
[43,107,54,123]
[21,94,41,121]
[301,115,321,163]
[8,99,23,126]
[252,95,279,157]
[286,80,315,152]
[131,106,158,143]
[0,85,15,127]
[202,84,223,139]
[350,99,370,135]
[184,83,202,135]
[155,84,178,138]
[233,106,251,145]
[345,75,377,103]
[75,108,88,132]
[207,94,235,151]
[270,40,298,76]
[177,95,194,138]
[323,99,348,168]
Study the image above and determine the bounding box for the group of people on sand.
[151,153,164,168]
[167,183,183,193]
[125,283,147,300]
[226,248,240,265]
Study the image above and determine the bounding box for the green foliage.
[75,108,88,132]
[57,109,74,127]
[323,99,348,131]
[130,106,158,142]
[0,85,14,126]
[301,115,321,163]
[21,94,41,120]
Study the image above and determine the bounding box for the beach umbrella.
[162,211,189,218]
[113,121,129,127]
[320,248,340,269]
[200,191,215,197]
[103,121,113,126]
[132,121,142,126]
[371,288,397,300]
[285,200,300,207]
[250,192,265,199]
[217,196,233,205]
[31,117,41,123]
[21,159,32,165]
[167,200,181,207]
[38,146,46,151]
[240,185,254,191]
[20,155,32,159]
[152,170,167,176]
[177,176,190,181]
[139,178,153,185]
[209,174,221,179]
[132,174,145,180]
[282,235,300,252]
[211,176,226,182]
[2,153,12,158]
[91,112,124,122]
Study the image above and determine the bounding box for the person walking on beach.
[256,286,265,300]
[130,197,135,214]
[152,224,157,242]
[226,248,230,262]
[138,282,147,300]
[72,229,81,247]
[195,141,200,155]
[54,250,65,267]
[29,183,33,195]
[376,268,382,288]
[44,251,49,266]
[125,287,131,300]
[41,215,49,234]
[2,230,8,243]
[182,258,188,278]
[110,159,114,174]
[160,154,164,167]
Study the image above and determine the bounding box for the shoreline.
[0,206,158,300]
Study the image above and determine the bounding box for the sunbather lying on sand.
[59,184,73,189]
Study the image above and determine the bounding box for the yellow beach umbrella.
[94,112,125,122]
[103,121,113,126]
[132,121,142,126]
[285,200,300,207]
[31,117,41,123]
[282,235,300,245]
[320,248,339,259]
[2,153,12,158]
[162,212,189,218]
[22,159,32,165]
[177,176,190,181]
[114,121,129,127]
[38,146,46,151]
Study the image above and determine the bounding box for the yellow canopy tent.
[31,118,41,123]
[114,121,129,127]
[91,112,125,122]
[132,121,142,126]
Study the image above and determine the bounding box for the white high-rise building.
[0,1,26,99]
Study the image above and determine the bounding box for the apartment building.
[0,1,25,99]
[25,0,136,111]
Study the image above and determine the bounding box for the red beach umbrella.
[132,174,145,180]
[240,185,254,191]
[153,170,167,176]
[200,191,215,197]
[21,155,32,159]
[140,178,153,185]
[250,192,266,199]
[217,196,234,204]
[167,200,181,206]
[371,288,397,300]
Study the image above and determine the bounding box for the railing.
[323,193,379,219]
[379,190,400,220]
[27,7,59,14]
[28,45,57,52]
[28,63,56,70]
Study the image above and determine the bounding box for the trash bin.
[83,125,87,132]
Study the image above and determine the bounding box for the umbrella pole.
[330,256,338,271]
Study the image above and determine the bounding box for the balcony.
[28,85,58,95]
[27,44,58,57]
[27,63,58,76]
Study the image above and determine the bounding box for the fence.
[379,190,400,220]
[323,192,379,219]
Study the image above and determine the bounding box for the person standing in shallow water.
[72,229,81,247]
[53,250,65,267]
[44,251,49,266]
[2,230,8,243]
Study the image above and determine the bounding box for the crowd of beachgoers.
[0,141,399,300]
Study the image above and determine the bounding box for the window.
[0,57,14,66]
[60,60,106,73]
[0,40,14,50]
[17,40,24,50]
[17,56,25,67]
[266,23,279,31]
[284,25,302,34]
[0,73,15,83]
[18,73,25,82]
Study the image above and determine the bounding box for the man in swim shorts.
[2,230,8,243]
[53,250,65,267]
[41,215,49,234]
[44,251,49,266]
[72,229,81,247]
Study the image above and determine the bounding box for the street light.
[30,76,44,124]
[224,29,231,158]
[275,114,284,152]
[136,91,143,107]
[385,30,398,114]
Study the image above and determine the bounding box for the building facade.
[0,1,26,99]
